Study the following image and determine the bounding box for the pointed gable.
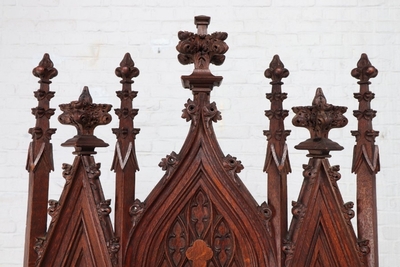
[125,16,277,266]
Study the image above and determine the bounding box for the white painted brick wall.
[1,0,399,266]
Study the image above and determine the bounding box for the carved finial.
[58,87,112,154]
[264,55,289,84]
[176,16,228,72]
[351,53,378,84]
[115,53,140,84]
[32,53,58,83]
[292,88,348,157]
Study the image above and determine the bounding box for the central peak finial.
[177,15,228,91]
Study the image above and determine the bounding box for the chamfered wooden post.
[24,54,57,267]
[263,55,291,267]
[111,53,140,266]
[351,53,380,267]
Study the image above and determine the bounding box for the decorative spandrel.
[58,86,112,154]
[292,88,348,157]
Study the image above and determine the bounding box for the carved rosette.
[58,87,112,154]
[258,201,273,233]
[182,98,199,127]
[222,154,244,185]
[159,151,180,179]
[292,88,348,157]
[129,199,145,228]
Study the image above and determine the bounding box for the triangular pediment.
[36,156,115,267]
[286,159,364,267]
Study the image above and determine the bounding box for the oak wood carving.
[24,16,380,267]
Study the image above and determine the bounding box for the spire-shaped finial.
[264,55,289,85]
[32,53,58,83]
[351,53,378,84]
[115,53,140,84]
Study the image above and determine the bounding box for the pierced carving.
[203,102,221,128]
[107,237,120,266]
[351,53,378,84]
[292,88,348,157]
[168,218,187,266]
[159,151,180,179]
[214,219,233,266]
[115,53,140,84]
[182,98,199,126]
[190,190,211,238]
[32,53,58,83]
[129,199,145,228]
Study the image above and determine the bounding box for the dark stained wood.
[24,54,57,267]
[24,16,380,267]
[264,55,291,267]
[351,53,380,267]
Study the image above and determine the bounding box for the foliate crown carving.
[292,88,348,157]
[58,86,112,154]
[176,16,229,76]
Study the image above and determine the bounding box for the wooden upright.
[24,16,380,267]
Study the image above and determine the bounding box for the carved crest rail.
[24,16,379,267]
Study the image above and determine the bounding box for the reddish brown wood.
[286,89,365,267]
[264,55,291,267]
[23,16,380,267]
[351,53,379,267]
[24,54,57,267]
[111,53,140,266]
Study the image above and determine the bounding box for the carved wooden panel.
[24,16,380,267]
